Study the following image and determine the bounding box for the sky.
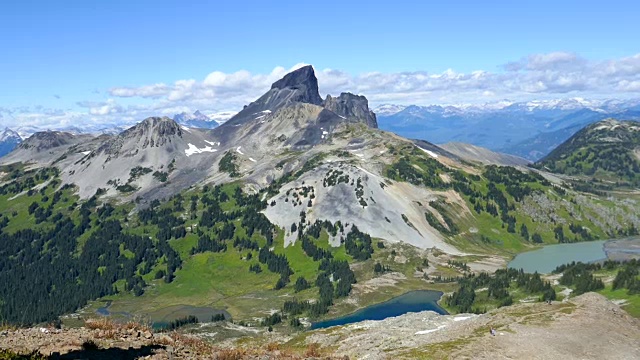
[1,0,639,130]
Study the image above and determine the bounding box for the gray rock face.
[271,65,323,105]
[323,93,378,128]
[101,117,183,155]
[224,66,324,127]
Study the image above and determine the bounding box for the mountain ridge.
[535,118,640,185]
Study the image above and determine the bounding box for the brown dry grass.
[84,317,152,340]
[265,342,281,351]
[304,343,322,357]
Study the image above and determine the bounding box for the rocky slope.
[1,131,95,166]
[439,142,530,166]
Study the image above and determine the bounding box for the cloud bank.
[2,52,640,132]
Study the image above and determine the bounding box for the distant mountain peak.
[173,110,219,129]
[1,128,21,142]
[20,130,76,152]
[119,117,183,148]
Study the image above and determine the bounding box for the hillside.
[439,142,530,166]
[535,119,640,186]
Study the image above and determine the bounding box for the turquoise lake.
[508,240,607,274]
[310,290,447,330]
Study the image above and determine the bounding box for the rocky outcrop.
[323,93,378,128]
[102,117,183,154]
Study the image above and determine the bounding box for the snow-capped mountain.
[173,110,233,129]
[207,111,236,125]
[373,104,408,117]
[0,128,22,158]
[376,97,640,161]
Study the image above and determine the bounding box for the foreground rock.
[2,293,638,359]
[302,292,640,359]
[0,319,345,359]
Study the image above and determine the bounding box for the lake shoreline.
[508,237,640,274]
[310,290,448,330]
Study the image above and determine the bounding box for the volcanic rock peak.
[270,65,323,106]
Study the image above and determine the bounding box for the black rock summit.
[271,65,323,106]
[222,65,378,131]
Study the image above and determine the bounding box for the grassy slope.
[3,144,638,328]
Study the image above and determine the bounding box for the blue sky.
[1,0,639,130]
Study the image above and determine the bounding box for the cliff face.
[323,93,378,128]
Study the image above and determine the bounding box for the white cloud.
[3,53,640,133]
[109,83,170,98]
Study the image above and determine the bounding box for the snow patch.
[453,316,472,322]
[80,151,90,155]
[204,140,220,147]
[415,325,446,335]
[236,146,244,155]
[419,148,439,158]
[185,143,217,156]
[249,157,257,162]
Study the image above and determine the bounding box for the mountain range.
[0,65,639,346]
[375,98,640,160]
[172,110,233,129]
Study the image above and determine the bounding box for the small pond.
[96,302,229,330]
[310,290,447,330]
